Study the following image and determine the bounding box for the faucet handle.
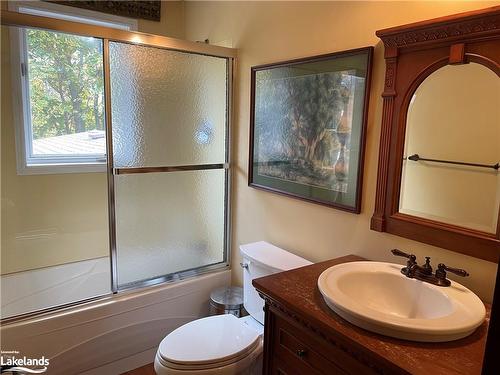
[437,263,469,278]
[420,256,433,275]
[391,249,416,262]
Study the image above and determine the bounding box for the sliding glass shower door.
[108,42,230,289]
[1,9,234,319]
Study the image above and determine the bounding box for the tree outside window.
[25,29,106,160]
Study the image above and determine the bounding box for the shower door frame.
[1,10,235,319]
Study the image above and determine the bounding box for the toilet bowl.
[154,241,311,375]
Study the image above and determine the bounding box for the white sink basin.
[318,261,485,342]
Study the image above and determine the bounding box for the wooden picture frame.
[371,6,500,262]
[249,47,373,213]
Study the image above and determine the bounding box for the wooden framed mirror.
[371,6,500,263]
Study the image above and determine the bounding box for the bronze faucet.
[391,249,469,287]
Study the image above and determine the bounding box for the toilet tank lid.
[239,241,312,271]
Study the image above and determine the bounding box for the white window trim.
[9,1,137,175]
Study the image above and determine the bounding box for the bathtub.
[0,269,231,374]
[1,257,111,319]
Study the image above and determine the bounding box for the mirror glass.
[399,62,500,234]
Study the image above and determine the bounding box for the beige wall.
[183,1,499,302]
[137,1,185,39]
[0,1,186,274]
[400,63,500,233]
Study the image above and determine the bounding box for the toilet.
[154,241,312,375]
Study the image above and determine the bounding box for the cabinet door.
[273,313,347,374]
[267,306,377,375]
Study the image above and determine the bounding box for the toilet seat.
[157,314,261,371]
[156,340,262,372]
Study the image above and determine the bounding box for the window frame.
[8,1,137,175]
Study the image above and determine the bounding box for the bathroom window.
[9,1,136,174]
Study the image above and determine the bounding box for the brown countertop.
[253,255,490,375]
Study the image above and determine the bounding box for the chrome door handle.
[240,262,248,269]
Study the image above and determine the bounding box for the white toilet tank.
[239,241,312,324]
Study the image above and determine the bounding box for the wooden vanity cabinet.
[253,256,490,375]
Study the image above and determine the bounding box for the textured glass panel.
[115,169,225,286]
[109,42,227,167]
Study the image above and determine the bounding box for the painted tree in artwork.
[286,72,346,165]
[255,69,348,169]
[26,29,104,139]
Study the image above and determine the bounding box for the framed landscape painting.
[249,47,373,213]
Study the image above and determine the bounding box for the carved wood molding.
[46,1,161,21]
[263,296,386,374]
[377,6,500,49]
